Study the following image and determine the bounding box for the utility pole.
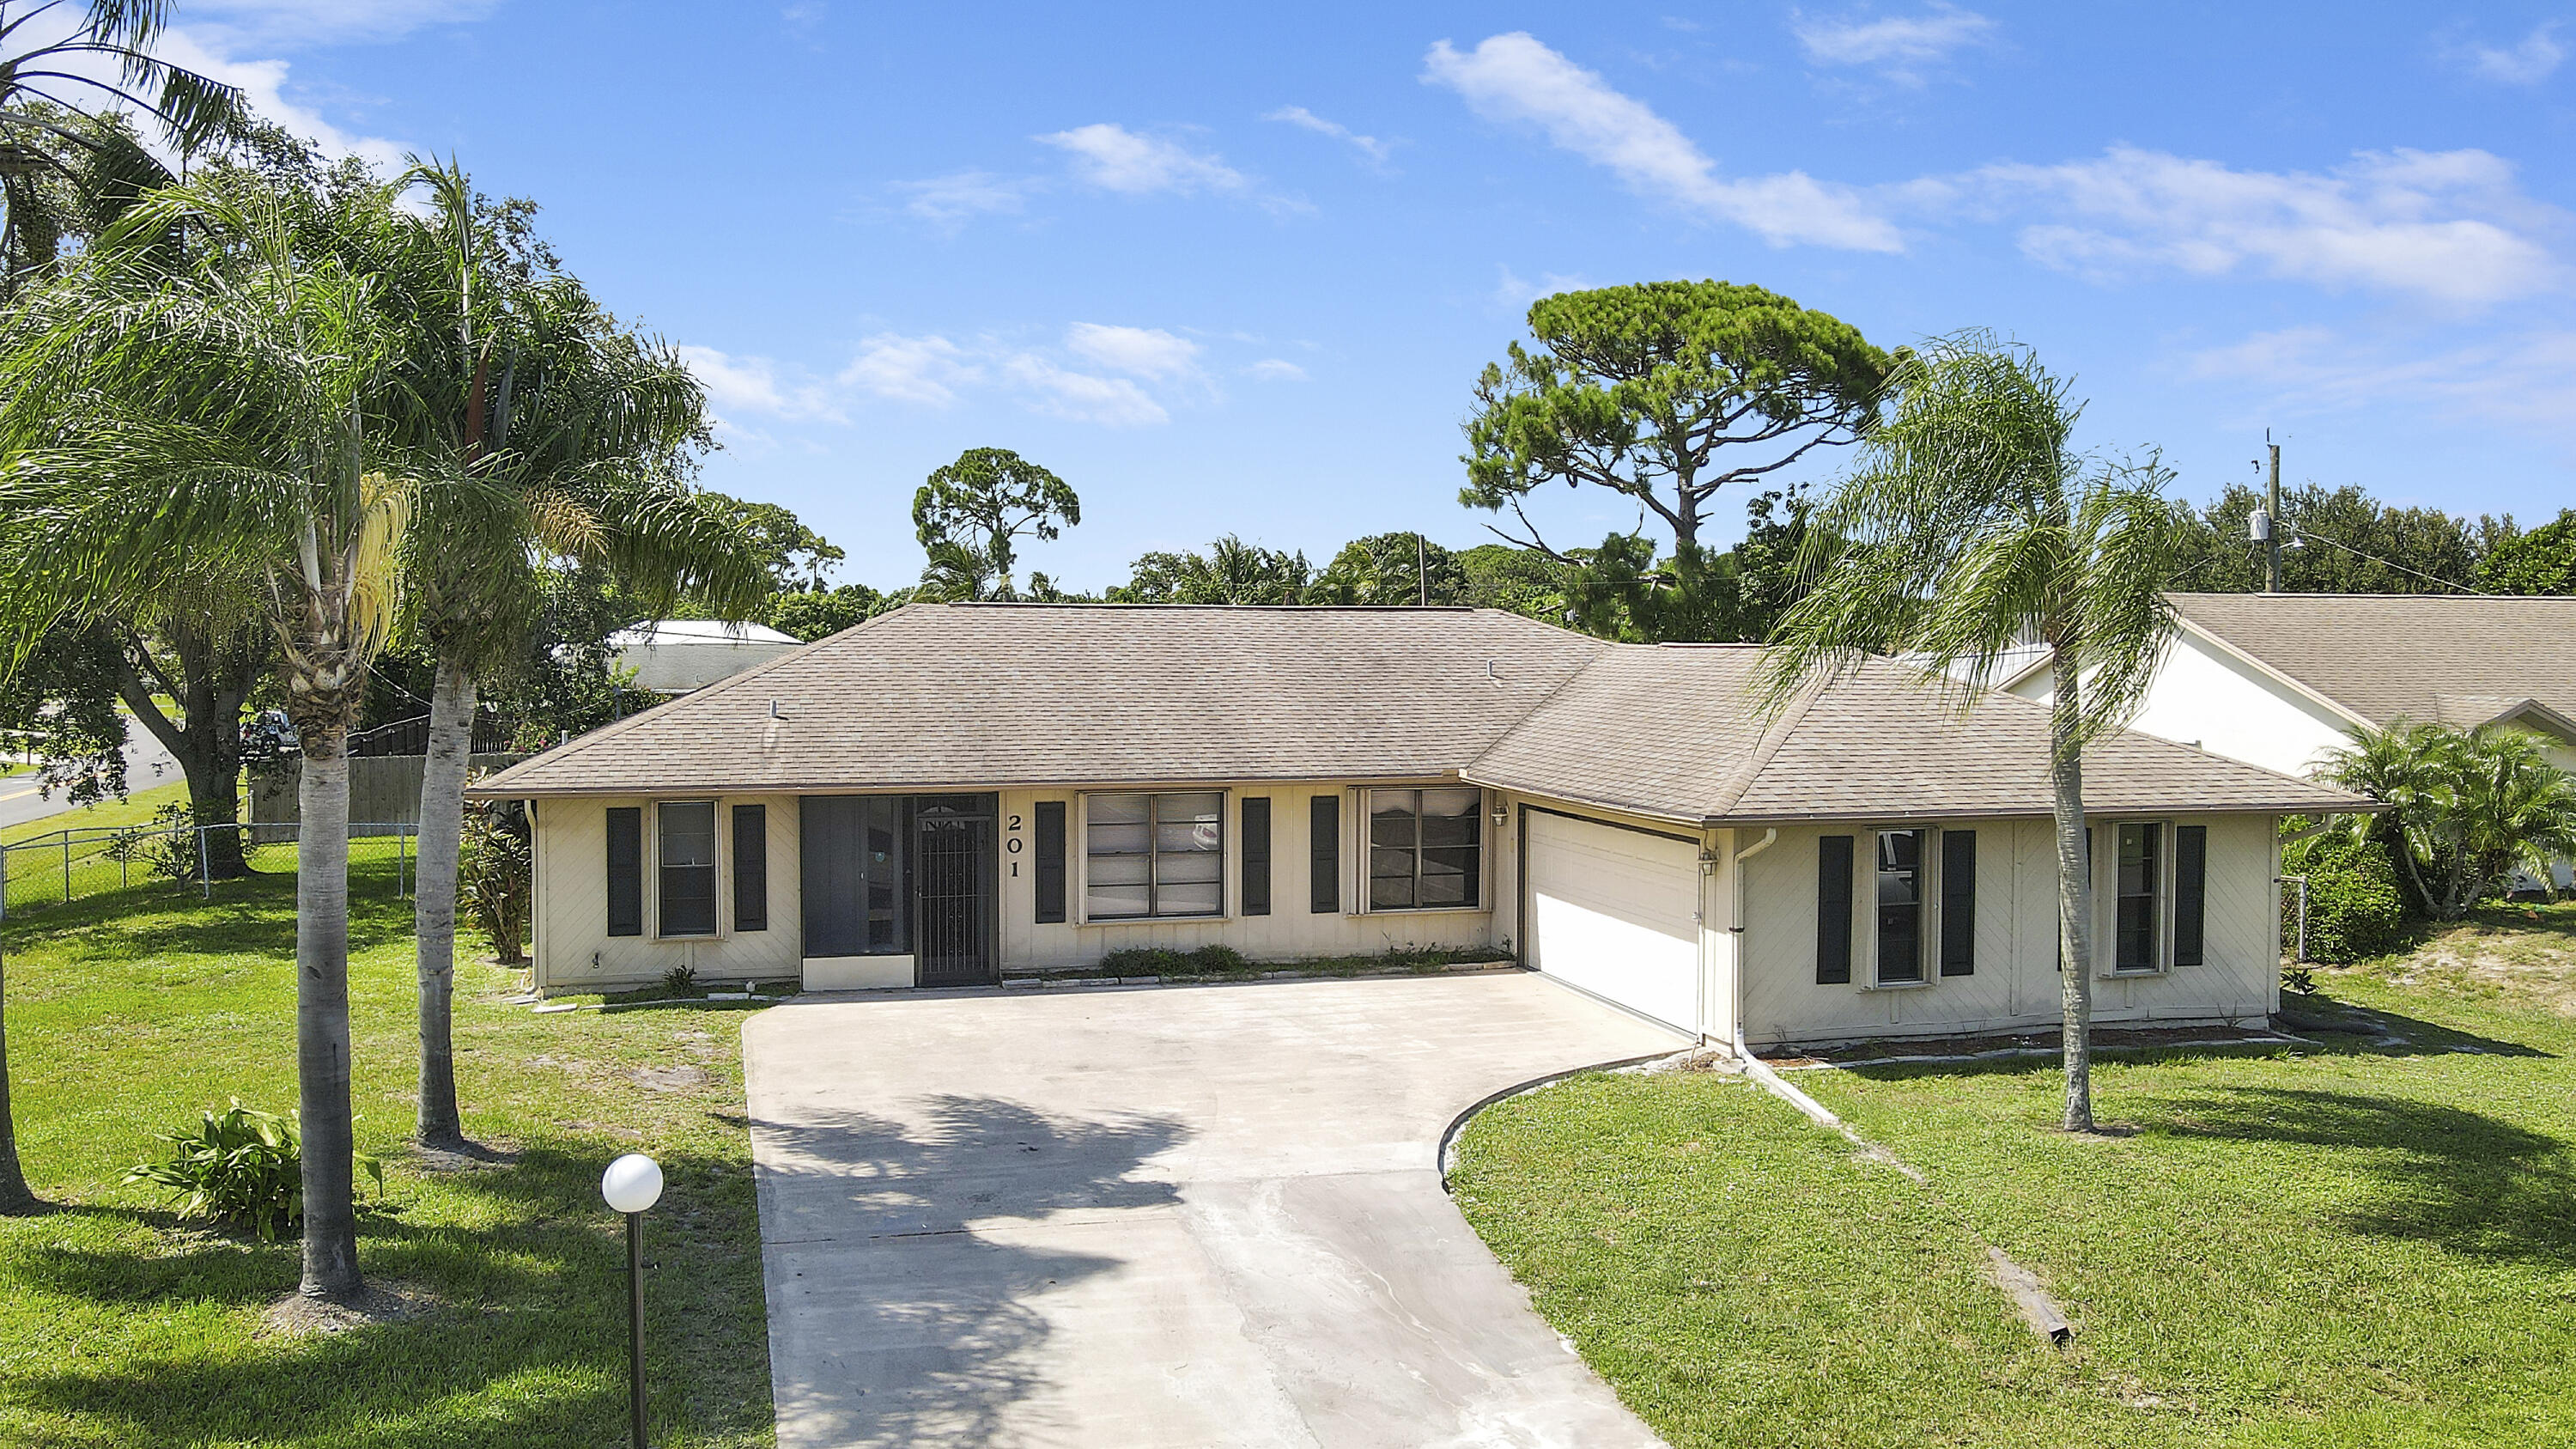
[1416,533,1428,606]
[2264,434,2283,594]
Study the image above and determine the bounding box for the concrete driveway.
[743,970,1689,1448]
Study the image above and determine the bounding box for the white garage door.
[1526,811,1702,1032]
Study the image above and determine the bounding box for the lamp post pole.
[601,1153,664,1449]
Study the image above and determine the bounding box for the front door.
[914,795,997,986]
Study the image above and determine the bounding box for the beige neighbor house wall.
[528,781,1514,993]
[1729,813,2279,1048]
[530,794,803,995]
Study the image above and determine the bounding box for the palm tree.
[1759,332,2184,1133]
[0,1,245,289]
[2318,722,2576,919]
[391,160,765,1149]
[0,174,428,1297]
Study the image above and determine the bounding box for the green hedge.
[2282,831,2408,963]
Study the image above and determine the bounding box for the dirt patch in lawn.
[2389,922,2576,1015]
[259,1280,445,1337]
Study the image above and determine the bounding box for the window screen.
[2173,825,2207,967]
[1309,794,1340,914]
[1085,792,1224,920]
[606,806,642,937]
[732,804,767,932]
[1875,830,1925,983]
[1367,788,1483,910]
[1817,834,1854,984]
[1241,797,1272,916]
[1940,829,1976,976]
[1034,801,1067,924]
[659,801,718,938]
[2116,822,2161,972]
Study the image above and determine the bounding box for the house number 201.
[1005,814,1024,874]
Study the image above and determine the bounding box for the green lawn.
[1,778,197,847]
[0,853,774,1446]
[1453,904,2576,1449]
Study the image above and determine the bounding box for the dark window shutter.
[606,807,642,937]
[1309,794,1340,914]
[1816,834,1854,984]
[2174,825,2207,967]
[1242,797,1272,916]
[1941,829,1976,976]
[733,804,768,931]
[1034,801,1066,924]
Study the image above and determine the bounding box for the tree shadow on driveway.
[750,1094,1190,1448]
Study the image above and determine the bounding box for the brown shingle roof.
[472,604,2371,820]
[472,603,1610,796]
[1465,645,2370,824]
[2168,592,2576,731]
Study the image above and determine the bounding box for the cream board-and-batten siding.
[477,604,2372,1049]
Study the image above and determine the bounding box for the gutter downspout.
[1728,828,1779,1061]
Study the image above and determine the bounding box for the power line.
[2278,522,2493,596]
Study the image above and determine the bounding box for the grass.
[1,778,197,847]
[0,851,773,1446]
[1452,901,2576,1449]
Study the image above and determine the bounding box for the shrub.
[2283,831,2407,964]
[1095,944,1254,977]
[662,963,699,995]
[459,797,533,964]
[125,1100,381,1240]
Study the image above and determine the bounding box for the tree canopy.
[912,447,1079,601]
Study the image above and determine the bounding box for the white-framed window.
[1366,787,1485,910]
[657,800,719,938]
[2111,820,2163,974]
[1084,790,1224,920]
[1872,828,1927,984]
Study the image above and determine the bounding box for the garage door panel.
[1527,813,1700,1032]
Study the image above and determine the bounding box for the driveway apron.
[744,970,1687,1448]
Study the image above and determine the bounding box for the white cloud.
[1421,32,1902,252]
[892,171,1035,228]
[1265,105,1392,166]
[1952,145,2563,306]
[1494,265,1592,311]
[1065,323,1200,380]
[1036,123,1246,196]
[838,333,981,407]
[1003,355,1170,426]
[2188,325,2576,432]
[175,0,494,48]
[1244,358,1308,381]
[1791,4,1996,80]
[675,345,848,423]
[2454,23,2567,85]
[148,28,412,172]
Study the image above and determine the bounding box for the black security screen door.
[914,795,998,986]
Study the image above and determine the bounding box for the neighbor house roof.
[2164,593,2576,734]
[478,604,1609,796]
[475,602,2368,822]
[1463,645,2367,825]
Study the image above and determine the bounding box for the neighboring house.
[2002,593,2576,781]
[611,619,805,694]
[470,605,2364,1048]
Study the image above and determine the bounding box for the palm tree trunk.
[412,656,474,1149]
[2050,649,2097,1133]
[0,933,36,1215]
[295,723,363,1301]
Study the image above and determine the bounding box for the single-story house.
[610,618,805,695]
[470,604,2367,1048]
[2003,593,2576,780]
[2004,592,2576,888]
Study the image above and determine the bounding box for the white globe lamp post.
[602,1154,664,1447]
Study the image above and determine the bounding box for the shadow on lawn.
[751,1093,1188,1447]
[2157,1086,2576,1269]
[11,1140,769,1447]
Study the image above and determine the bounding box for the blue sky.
[154,2,2576,590]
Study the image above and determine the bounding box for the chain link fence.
[0,821,418,922]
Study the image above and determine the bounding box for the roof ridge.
[1461,632,1624,777]
[1702,659,1833,820]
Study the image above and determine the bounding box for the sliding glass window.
[1084,792,1224,920]
[1368,788,1483,910]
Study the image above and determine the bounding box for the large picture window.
[1874,829,1925,983]
[1368,788,1483,910]
[1085,791,1224,919]
[658,801,718,938]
